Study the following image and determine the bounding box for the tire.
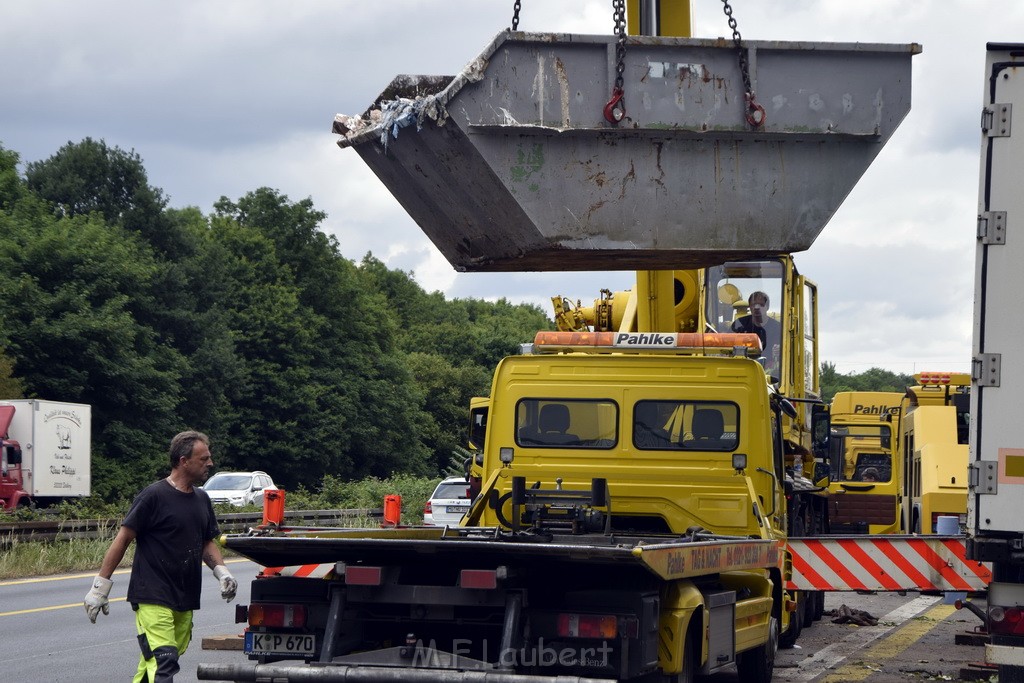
[666,628,696,683]
[736,616,778,683]
[813,590,825,622]
[802,589,816,627]
[779,597,803,649]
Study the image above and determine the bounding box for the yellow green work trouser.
[133,603,193,683]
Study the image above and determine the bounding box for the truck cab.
[469,331,788,542]
[812,392,904,535]
[0,404,28,509]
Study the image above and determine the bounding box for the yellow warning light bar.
[915,371,972,386]
[533,331,763,355]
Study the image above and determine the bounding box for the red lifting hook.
[745,94,766,128]
[603,88,625,124]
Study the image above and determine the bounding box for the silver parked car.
[201,470,277,507]
[423,476,471,526]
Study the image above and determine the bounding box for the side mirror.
[779,398,798,420]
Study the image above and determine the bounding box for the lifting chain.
[603,0,627,124]
[720,0,766,128]
[510,0,522,31]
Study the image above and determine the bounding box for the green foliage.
[819,361,915,403]
[0,139,550,501]
[447,445,475,477]
[0,145,26,210]
[41,496,127,521]
[0,347,24,397]
[315,473,436,510]
[23,138,190,257]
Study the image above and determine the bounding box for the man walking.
[83,431,237,682]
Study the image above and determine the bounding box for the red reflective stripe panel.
[811,540,868,591]
[908,539,972,591]
[787,537,991,592]
[838,538,903,592]
[941,538,993,582]
[872,539,936,590]
[788,542,835,591]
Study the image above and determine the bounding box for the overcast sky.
[3,1,1020,375]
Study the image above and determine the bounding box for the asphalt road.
[0,564,992,682]
[0,558,259,683]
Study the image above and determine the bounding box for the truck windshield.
[634,400,739,451]
[705,260,784,376]
[828,425,893,482]
[515,399,617,449]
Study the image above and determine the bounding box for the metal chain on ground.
[603,0,628,123]
[510,0,522,31]
[720,0,765,128]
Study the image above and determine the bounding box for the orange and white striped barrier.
[259,564,336,579]
[786,536,991,592]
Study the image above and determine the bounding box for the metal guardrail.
[0,508,384,544]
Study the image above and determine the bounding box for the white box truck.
[0,399,91,508]
[967,42,1024,681]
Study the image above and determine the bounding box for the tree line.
[818,362,914,403]
[0,139,551,501]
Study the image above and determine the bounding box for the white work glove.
[84,575,113,623]
[213,565,237,603]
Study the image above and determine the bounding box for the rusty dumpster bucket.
[335,31,919,271]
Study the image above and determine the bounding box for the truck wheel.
[813,591,825,621]
[666,630,696,683]
[779,598,803,648]
[802,590,815,626]
[735,616,777,683]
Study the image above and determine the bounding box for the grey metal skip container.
[335,31,920,272]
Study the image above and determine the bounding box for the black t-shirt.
[123,479,220,611]
[731,315,781,354]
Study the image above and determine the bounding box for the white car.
[423,476,471,526]
[201,470,277,507]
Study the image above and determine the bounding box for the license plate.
[446,505,469,513]
[245,631,316,656]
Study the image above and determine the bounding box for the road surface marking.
[0,568,130,586]
[0,557,250,586]
[821,602,956,682]
[787,594,941,682]
[0,596,127,617]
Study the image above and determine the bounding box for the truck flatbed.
[223,527,781,582]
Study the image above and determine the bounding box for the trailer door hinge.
[969,461,998,494]
[978,211,1007,245]
[973,353,1001,387]
[982,103,1012,137]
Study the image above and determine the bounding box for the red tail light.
[424,501,433,514]
[248,603,307,628]
[460,569,498,590]
[345,566,383,586]
[556,613,618,639]
[989,606,1024,635]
